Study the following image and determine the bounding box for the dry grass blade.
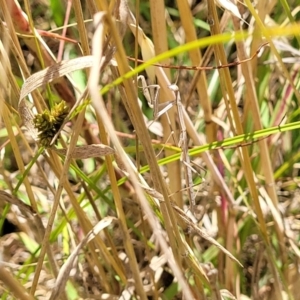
[49,217,117,300]
[148,0,183,208]
[88,12,148,300]
[129,14,183,207]
[53,144,115,159]
[168,84,196,211]
[176,0,215,164]
[0,266,35,300]
[232,11,287,259]
[207,1,270,293]
[1,99,60,297]
[128,22,155,82]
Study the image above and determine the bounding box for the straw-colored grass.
[0,0,300,299]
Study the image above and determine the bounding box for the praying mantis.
[137,75,197,212]
[136,42,269,212]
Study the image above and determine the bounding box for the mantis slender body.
[138,76,196,211]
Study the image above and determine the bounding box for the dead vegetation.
[1,0,300,299]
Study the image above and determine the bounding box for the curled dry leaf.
[113,0,129,39]
[53,144,115,159]
[215,0,241,19]
[18,56,95,140]
[220,289,238,299]
[18,98,38,139]
[19,56,95,103]
[49,217,117,300]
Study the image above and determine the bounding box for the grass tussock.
[0,0,300,299]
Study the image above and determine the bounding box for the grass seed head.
[33,101,69,147]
